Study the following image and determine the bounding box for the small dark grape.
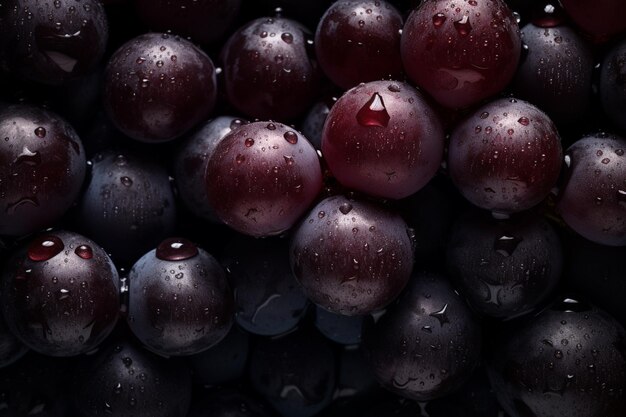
[556,133,626,246]
[401,0,521,109]
[290,194,414,316]
[559,0,626,42]
[600,38,626,133]
[300,100,332,151]
[206,121,322,237]
[315,0,404,89]
[447,209,562,320]
[0,104,86,237]
[448,97,562,214]
[104,33,217,143]
[220,17,321,120]
[314,306,364,345]
[321,80,444,199]
[362,272,482,401]
[488,297,626,417]
[72,338,193,417]
[0,0,108,85]
[1,231,119,356]
[127,238,234,356]
[249,328,336,417]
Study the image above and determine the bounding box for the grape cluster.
[0,0,625,416]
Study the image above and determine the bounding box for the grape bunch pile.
[0,0,624,416]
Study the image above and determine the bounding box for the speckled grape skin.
[290,195,414,316]
[448,97,562,214]
[104,33,217,143]
[489,297,626,417]
[206,121,323,237]
[401,0,521,109]
[556,134,626,246]
[321,80,445,199]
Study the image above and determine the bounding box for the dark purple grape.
[315,306,364,345]
[187,324,249,386]
[556,133,626,246]
[447,210,562,320]
[76,150,176,266]
[300,100,332,151]
[513,23,593,126]
[220,17,321,120]
[104,33,217,143]
[222,235,308,336]
[488,297,626,417]
[206,121,322,237]
[321,80,444,199]
[187,387,274,417]
[448,97,563,215]
[401,0,521,109]
[290,194,414,316]
[315,0,404,89]
[135,0,241,44]
[0,312,28,368]
[334,347,378,399]
[0,104,86,237]
[249,328,336,417]
[559,0,626,42]
[1,231,119,356]
[174,116,248,223]
[0,0,108,85]
[127,237,234,356]
[72,338,192,417]
[600,38,626,133]
[362,272,482,401]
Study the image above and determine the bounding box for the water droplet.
[267,123,276,130]
[284,131,298,144]
[122,357,133,367]
[155,238,198,261]
[28,235,64,261]
[602,158,610,164]
[518,117,530,126]
[564,155,571,167]
[432,13,447,28]
[453,15,472,35]
[429,304,450,326]
[75,245,93,259]
[57,288,70,300]
[283,155,294,165]
[480,111,489,119]
[339,203,353,214]
[281,32,293,43]
[356,93,390,127]
[494,234,523,257]
[318,211,325,219]
[387,83,401,92]
[120,176,133,187]
[236,154,245,164]
[245,137,255,147]
[14,146,41,166]
[34,127,46,138]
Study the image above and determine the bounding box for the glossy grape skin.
[127,238,234,356]
[290,195,414,316]
[0,104,86,237]
[0,0,108,85]
[187,325,249,386]
[206,121,322,237]
[72,338,192,417]
[174,116,248,223]
[559,0,626,42]
[556,133,626,246]
[76,150,176,266]
[104,33,217,143]
[220,17,321,121]
[187,387,273,417]
[221,235,308,336]
[134,0,241,45]
[600,39,626,132]
[401,0,521,109]
[314,0,404,90]
[362,272,482,401]
[488,297,626,417]
[249,328,336,417]
[513,23,593,126]
[447,209,562,320]
[314,306,364,345]
[1,231,119,357]
[448,98,563,214]
[321,80,444,199]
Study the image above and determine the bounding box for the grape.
[556,133,626,246]
[599,38,626,133]
[314,306,364,345]
[290,194,414,315]
[401,0,521,109]
[315,0,404,89]
[104,33,217,143]
[321,80,444,199]
[560,0,626,42]
[448,97,562,214]
[187,387,273,417]
[205,121,323,237]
